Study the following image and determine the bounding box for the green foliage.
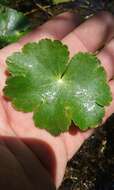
[4,39,112,135]
[0,4,30,48]
[52,0,72,4]
[0,0,10,6]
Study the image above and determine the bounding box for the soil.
[59,114,114,190]
[2,1,114,190]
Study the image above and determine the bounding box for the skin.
[0,11,114,190]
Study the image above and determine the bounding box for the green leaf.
[4,39,112,135]
[0,4,30,48]
[52,0,72,4]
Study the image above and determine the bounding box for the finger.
[20,11,81,45]
[0,137,56,190]
[97,38,114,81]
[62,11,114,56]
[60,128,94,160]
[0,97,14,136]
[0,12,81,63]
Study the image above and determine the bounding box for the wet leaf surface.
[4,39,112,135]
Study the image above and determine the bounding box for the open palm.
[0,11,114,190]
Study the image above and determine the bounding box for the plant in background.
[0,4,31,48]
[52,0,73,4]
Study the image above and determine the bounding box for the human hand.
[0,11,114,190]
